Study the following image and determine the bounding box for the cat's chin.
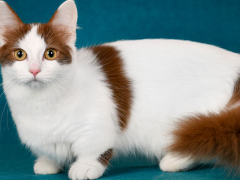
[25,79,45,89]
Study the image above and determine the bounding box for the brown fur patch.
[0,3,31,66]
[169,77,240,171]
[98,149,113,166]
[37,23,72,64]
[90,45,133,130]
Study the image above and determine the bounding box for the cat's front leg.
[68,149,113,180]
[68,123,116,180]
[34,157,62,175]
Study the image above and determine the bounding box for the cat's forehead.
[6,23,59,50]
[19,25,46,55]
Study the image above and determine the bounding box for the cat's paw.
[160,153,194,172]
[34,157,61,175]
[69,160,105,180]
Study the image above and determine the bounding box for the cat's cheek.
[1,63,19,82]
[11,59,28,70]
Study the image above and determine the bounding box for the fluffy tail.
[169,106,240,171]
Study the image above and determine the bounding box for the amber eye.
[14,49,27,61]
[45,49,57,60]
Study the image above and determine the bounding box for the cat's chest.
[14,110,71,147]
[8,93,78,146]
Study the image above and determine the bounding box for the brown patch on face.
[168,77,240,171]
[0,3,31,67]
[90,45,133,130]
[98,149,113,166]
[37,23,72,64]
[0,24,31,66]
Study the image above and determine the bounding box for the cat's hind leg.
[159,153,196,172]
[34,157,62,175]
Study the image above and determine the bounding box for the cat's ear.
[0,1,23,44]
[48,0,78,36]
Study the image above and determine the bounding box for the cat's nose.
[29,69,41,77]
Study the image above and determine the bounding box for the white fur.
[34,157,61,174]
[160,154,195,172]
[1,1,240,180]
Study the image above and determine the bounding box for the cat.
[0,0,240,179]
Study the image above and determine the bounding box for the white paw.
[160,154,194,172]
[69,161,105,180]
[34,157,61,175]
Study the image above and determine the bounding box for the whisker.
[52,79,63,100]
[0,101,8,139]
[0,78,17,99]
[6,105,9,131]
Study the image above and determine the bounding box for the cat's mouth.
[25,78,45,88]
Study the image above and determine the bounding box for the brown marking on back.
[37,23,72,64]
[168,76,240,172]
[0,3,31,66]
[90,45,133,130]
[98,149,113,166]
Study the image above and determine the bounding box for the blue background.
[0,0,240,179]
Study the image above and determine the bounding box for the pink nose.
[29,69,40,77]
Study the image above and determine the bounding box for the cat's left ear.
[48,0,78,41]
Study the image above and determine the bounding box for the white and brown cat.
[0,0,240,179]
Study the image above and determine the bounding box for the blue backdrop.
[0,0,240,179]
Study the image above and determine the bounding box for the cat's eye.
[44,49,57,60]
[14,49,27,61]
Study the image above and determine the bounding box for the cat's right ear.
[0,1,23,45]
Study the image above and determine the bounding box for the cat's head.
[0,0,78,89]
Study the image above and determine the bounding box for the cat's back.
[108,39,240,94]
[85,39,240,118]
[109,39,240,68]
[101,39,240,153]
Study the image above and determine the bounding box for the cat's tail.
[168,106,240,172]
